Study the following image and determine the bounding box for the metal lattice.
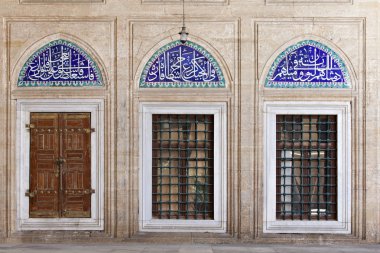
[276,115,337,220]
[152,114,214,220]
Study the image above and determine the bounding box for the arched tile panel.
[18,39,103,87]
[140,40,225,88]
[265,40,351,88]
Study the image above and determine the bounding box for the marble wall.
[0,0,378,243]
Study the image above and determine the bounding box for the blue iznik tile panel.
[140,40,225,88]
[18,39,103,87]
[265,40,351,88]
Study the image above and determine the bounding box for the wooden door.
[29,113,60,218]
[29,113,91,218]
[60,113,91,218]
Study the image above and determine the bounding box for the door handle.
[60,158,66,163]
[55,168,60,178]
[56,158,66,165]
[55,158,63,178]
[54,159,60,178]
[55,158,66,190]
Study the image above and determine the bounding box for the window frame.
[263,101,351,234]
[275,114,338,221]
[151,114,215,220]
[139,102,227,232]
[16,99,104,230]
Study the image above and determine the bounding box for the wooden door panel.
[29,113,60,218]
[60,113,91,218]
[29,112,92,218]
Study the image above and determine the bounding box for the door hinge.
[84,189,95,194]
[25,124,35,130]
[84,128,95,134]
[25,189,36,198]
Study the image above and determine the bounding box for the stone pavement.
[0,243,379,253]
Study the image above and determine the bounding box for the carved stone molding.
[142,0,228,4]
[20,0,105,4]
[266,0,352,4]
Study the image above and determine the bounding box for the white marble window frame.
[16,99,104,231]
[263,101,351,234]
[139,102,227,232]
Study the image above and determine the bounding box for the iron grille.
[152,114,214,220]
[276,115,337,220]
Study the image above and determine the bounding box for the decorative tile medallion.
[18,39,103,87]
[140,40,225,88]
[265,40,351,88]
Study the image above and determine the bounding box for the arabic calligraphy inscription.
[265,40,351,88]
[140,40,225,88]
[18,39,103,87]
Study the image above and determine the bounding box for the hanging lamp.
[179,0,189,43]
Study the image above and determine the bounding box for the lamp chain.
[182,0,185,28]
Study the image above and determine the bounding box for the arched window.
[140,40,225,88]
[263,39,353,234]
[18,39,103,87]
[265,40,351,88]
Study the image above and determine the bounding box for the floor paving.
[0,243,379,253]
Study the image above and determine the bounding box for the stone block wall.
[0,0,378,243]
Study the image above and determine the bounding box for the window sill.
[18,218,104,231]
[140,219,226,233]
[264,220,351,234]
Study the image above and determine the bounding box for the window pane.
[276,115,337,220]
[152,114,214,220]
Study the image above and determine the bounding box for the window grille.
[152,114,214,220]
[276,115,337,220]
